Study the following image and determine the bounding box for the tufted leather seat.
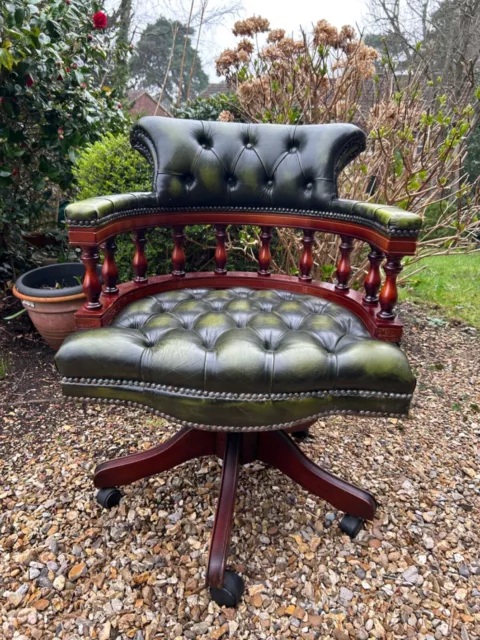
[56,288,416,431]
[64,118,422,237]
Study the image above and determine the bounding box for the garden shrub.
[214,16,480,280]
[0,0,130,280]
[74,133,152,198]
[173,93,245,122]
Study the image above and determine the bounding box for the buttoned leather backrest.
[131,117,366,213]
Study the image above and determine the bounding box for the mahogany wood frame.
[69,210,418,342]
[93,426,377,591]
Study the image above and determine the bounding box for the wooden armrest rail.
[69,210,417,342]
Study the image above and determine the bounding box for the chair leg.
[257,430,376,521]
[288,419,315,440]
[206,432,245,607]
[94,427,217,488]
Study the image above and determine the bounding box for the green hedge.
[73,132,152,198]
[173,93,244,122]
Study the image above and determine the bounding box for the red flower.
[87,34,93,41]
[25,74,34,87]
[92,11,107,29]
[65,67,71,73]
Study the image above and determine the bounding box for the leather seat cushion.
[56,287,416,431]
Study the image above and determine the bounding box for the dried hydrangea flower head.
[267,29,286,43]
[215,15,378,123]
[313,19,339,47]
[233,16,270,37]
[217,110,235,122]
[237,39,254,54]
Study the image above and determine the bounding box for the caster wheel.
[292,430,310,441]
[96,487,122,509]
[339,514,364,538]
[209,570,245,607]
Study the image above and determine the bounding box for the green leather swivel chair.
[55,116,420,606]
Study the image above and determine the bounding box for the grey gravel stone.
[325,511,336,527]
[339,586,354,603]
[190,621,210,635]
[402,565,419,584]
[36,575,53,589]
[459,565,470,577]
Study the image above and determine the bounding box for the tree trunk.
[114,0,133,97]
[176,0,195,107]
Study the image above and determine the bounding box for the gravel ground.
[0,298,479,640]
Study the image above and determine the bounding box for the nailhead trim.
[66,395,408,432]
[66,204,420,237]
[61,377,412,401]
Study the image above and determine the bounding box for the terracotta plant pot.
[13,263,101,350]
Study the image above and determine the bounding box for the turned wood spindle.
[299,229,315,282]
[132,229,148,284]
[101,237,119,295]
[378,255,403,319]
[363,246,384,305]
[80,245,102,310]
[258,227,272,276]
[214,225,227,275]
[172,226,186,276]
[335,235,354,291]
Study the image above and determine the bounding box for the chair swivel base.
[94,425,377,607]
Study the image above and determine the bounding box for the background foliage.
[213,15,480,281]
[129,16,208,106]
[0,0,129,279]
[173,92,243,121]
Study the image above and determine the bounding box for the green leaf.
[32,176,46,191]
[38,155,55,177]
[3,308,27,320]
[0,48,14,71]
[0,170,12,177]
[38,33,51,45]
[14,8,24,27]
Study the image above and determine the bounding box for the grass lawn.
[400,252,480,326]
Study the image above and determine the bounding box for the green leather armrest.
[332,199,422,235]
[65,192,421,238]
[65,192,156,224]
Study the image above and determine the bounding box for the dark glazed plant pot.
[13,263,101,350]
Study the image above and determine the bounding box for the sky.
[199,0,369,80]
